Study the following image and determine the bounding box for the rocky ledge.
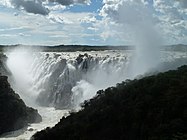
[0,75,42,135]
[0,53,11,76]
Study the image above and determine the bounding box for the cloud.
[100,0,153,23]
[100,0,154,42]
[99,0,187,44]
[48,0,90,6]
[0,27,27,32]
[11,0,49,15]
[48,12,94,24]
[176,0,187,8]
[1,0,187,45]
[0,10,106,45]
[0,0,90,15]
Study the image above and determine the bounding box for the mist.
[4,1,164,109]
[1,1,177,110]
[117,1,162,78]
[1,0,187,139]
[71,1,163,107]
[4,46,130,109]
[5,46,41,107]
[71,55,129,108]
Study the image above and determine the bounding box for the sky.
[0,0,187,46]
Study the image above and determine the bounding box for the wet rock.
[0,53,11,76]
[0,75,42,135]
[28,128,34,131]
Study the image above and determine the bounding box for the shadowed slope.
[0,76,42,135]
[32,66,187,140]
[0,54,42,135]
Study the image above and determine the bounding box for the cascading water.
[3,1,169,113]
[6,46,187,110]
[6,47,39,107]
[3,46,187,140]
[6,47,132,109]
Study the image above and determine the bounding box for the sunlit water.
[1,49,187,140]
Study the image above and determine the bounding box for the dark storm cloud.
[11,0,49,15]
[10,0,90,15]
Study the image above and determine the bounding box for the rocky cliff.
[0,54,42,135]
[0,53,10,76]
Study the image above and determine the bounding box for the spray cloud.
[119,1,161,77]
[6,46,41,107]
[72,1,162,108]
[4,1,163,109]
[102,0,162,78]
[68,0,164,108]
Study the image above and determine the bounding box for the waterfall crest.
[6,48,131,109]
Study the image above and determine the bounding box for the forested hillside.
[33,66,187,140]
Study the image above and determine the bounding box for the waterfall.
[6,47,131,109]
[6,46,187,110]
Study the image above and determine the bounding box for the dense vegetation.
[33,66,187,140]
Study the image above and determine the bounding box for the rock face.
[0,53,42,135]
[0,53,10,76]
[0,75,42,135]
[32,65,187,140]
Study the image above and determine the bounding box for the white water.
[2,47,187,140]
[2,48,132,139]
[5,48,187,109]
[1,1,185,139]
[6,48,132,109]
[1,107,69,140]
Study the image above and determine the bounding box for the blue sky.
[67,0,102,13]
[0,0,187,45]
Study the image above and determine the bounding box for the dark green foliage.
[33,66,187,140]
[0,76,42,135]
